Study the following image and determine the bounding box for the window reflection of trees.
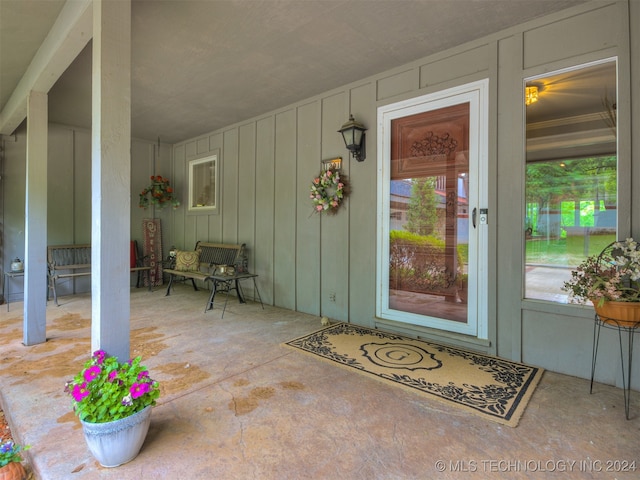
[524,60,617,302]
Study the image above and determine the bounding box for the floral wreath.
[310,169,349,214]
[139,175,180,209]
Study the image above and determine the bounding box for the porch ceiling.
[1,0,588,144]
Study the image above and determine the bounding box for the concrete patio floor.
[1,285,639,479]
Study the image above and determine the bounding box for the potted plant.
[0,441,30,480]
[562,237,640,326]
[64,350,160,467]
[139,175,180,209]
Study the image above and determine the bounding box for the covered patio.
[1,286,638,479]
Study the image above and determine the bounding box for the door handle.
[472,207,477,229]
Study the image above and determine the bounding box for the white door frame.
[376,79,489,339]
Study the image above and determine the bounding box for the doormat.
[284,323,543,427]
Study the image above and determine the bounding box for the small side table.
[3,270,25,312]
[204,272,264,317]
[590,313,640,419]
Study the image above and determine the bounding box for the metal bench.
[163,241,245,296]
[47,242,151,306]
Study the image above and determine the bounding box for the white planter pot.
[80,406,152,467]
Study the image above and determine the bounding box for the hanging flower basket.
[139,176,180,210]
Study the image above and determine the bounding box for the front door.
[377,80,489,339]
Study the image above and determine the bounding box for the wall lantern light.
[338,114,367,162]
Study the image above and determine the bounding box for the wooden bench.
[164,241,245,296]
[47,242,151,306]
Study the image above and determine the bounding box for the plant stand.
[590,313,640,420]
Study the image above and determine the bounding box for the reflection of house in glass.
[390,176,469,245]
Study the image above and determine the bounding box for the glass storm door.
[377,80,489,339]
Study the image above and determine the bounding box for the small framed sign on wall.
[188,154,218,213]
[322,157,342,171]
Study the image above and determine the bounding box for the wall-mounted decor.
[309,168,349,215]
[322,157,342,171]
[188,154,218,213]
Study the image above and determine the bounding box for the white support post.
[23,91,48,346]
[91,0,132,361]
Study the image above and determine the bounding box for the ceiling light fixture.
[525,85,539,106]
